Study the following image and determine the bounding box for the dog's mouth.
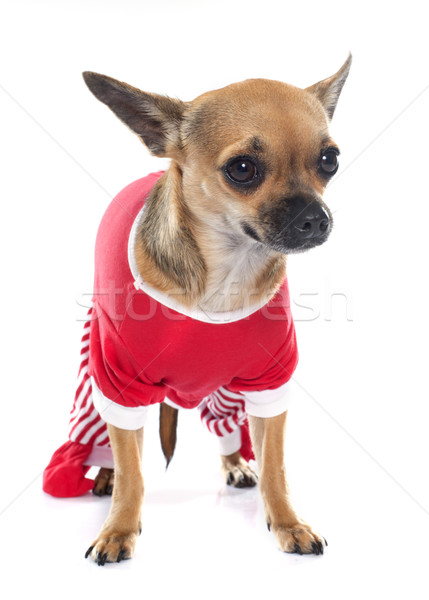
[241,222,263,243]
[274,229,332,254]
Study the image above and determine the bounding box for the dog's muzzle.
[260,195,333,253]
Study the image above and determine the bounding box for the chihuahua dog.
[80,55,351,565]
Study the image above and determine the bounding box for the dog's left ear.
[305,54,352,120]
[82,72,188,159]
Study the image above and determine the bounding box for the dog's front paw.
[85,526,141,565]
[271,521,327,556]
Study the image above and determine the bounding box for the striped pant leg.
[68,310,112,464]
[43,310,113,497]
[199,387,254,458]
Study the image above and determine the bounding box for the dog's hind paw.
[221,451,258,488]
[92,468,114,497]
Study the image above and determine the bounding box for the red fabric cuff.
[239,419,255,462]
[43,440,94,497]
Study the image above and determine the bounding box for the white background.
[1,0,428,597]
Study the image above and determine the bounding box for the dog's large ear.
[82,72,188,158]
[305,54,352,120]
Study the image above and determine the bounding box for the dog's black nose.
[291,199,330,240]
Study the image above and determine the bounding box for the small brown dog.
[82,56,351,564]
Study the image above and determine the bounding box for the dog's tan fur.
[249,413,324,553]
[134,78,338,312]
[86,426,143,565]
[83,56,351,563]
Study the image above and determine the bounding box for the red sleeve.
[88,302,165,409]
[229,323,299,394]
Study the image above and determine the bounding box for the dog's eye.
[225,158,257,184]
[320,149,339,175]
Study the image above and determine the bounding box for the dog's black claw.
[323,537,328,547]
[311,542,320,556]
[85,546,94,559]
[92,488,103,497]
[117,549,126,563]
[267,522,271,532]
[294,543,303,555]
[317,540,324,555]
[139,527,142,536]
[244,474,257,487]
[97,552,108,566]
[106,486,113,495]
[227,473,234,486]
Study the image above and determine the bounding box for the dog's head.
[83,56,351,255]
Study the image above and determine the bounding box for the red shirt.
[89,172,298,418]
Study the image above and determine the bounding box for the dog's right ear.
[305,54,352,120]
[82,72,188,159]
